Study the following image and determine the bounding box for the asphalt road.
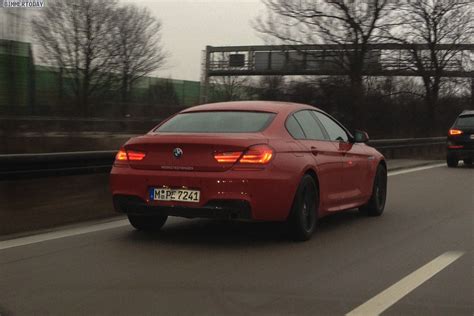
[0,164,472,315]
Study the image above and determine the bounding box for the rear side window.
[156,111,276,133]
[293,110,326,140]
[286,115,306,139]
[313,111,349,142]
[456,115,474,127]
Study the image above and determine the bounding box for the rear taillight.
[116,149,128,161]
[449,129,463,136]
[114,148,146,165]
[239,145,274,164]
[127,150,146,161]
[214,152,242,163]
[214,145,274,165]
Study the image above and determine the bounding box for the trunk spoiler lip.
[180,109,278,114]
[137,132,270,140]
[124,134,270,147]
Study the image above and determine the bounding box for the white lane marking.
[0,163,445,251]
[346,251,465,316]
[388,163,445,177]
[0,220,129,251]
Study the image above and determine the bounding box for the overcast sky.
[122,0,266,81]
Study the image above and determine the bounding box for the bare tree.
[207,53,250,101]
[385,0,474,123]
[255,76,287,101]
[209,76,250,102]
[255,0,397,127]
[111,5,167,115]
[32,0,119,116]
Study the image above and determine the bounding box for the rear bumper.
[110,164,299,221]
[447,148,474,160]
[113,195,252,220]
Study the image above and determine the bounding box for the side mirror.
[353,130,370,143]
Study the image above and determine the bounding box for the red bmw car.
[110,101,387,241]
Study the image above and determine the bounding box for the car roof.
[181,101,319,114]
[460,110,474,116]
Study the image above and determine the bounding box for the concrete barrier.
[0,174,115,236]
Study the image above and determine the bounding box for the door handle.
[310,147,319,155]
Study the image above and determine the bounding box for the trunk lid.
[125,133,268,172]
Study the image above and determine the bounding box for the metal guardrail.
[369,137,446,148]
[0,137,447,180]
[0,151,117,179]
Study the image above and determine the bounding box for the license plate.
[150,188,200,203]
[470,134,474,140]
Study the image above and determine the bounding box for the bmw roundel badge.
[173,148,183,158]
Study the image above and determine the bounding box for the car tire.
[463,159,472,165]
[447,157,458,167]
[128,214,168,231]
[360,164,387,217]
[288,175,319,242]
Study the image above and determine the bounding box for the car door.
[312,111,370,206]
[290,110,345,211]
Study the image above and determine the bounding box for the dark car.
[447,110,474,167]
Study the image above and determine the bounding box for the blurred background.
[1,0,473,155]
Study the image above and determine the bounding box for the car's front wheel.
[360,164,387,217]
[128,214,168,231]
[288,175,319,241]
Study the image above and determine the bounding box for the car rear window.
[156,111,276,133]
[456,115,474,127]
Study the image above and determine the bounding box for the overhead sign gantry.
[201,43,474,102]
